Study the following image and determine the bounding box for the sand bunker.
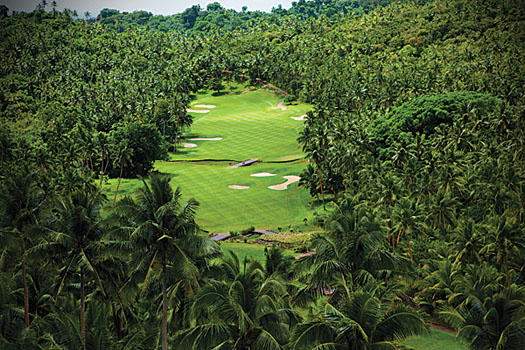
[277,101,287,110]
[186,109,210,113]
[229,185,250,190]
[291,115,307,121]
[268,175,301,190]
[194,104,216,108]
[178,143,197,148]
[251,172,277,177]
[189,137,223,141]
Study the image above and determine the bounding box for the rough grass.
[218,242,297,265]
[103,86,320,232]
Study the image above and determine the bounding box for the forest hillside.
[0,0,524,349]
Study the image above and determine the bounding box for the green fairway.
[176,88,309,161]
[104,87,320,232]
[219,242,268,264]
[399,328,468,350]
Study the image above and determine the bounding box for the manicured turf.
[219,242,268,264]
[104,86,320,232]
[176,88,309,161]
[399,328,468,350]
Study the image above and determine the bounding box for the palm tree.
[177,251,301,349]
[0,169,45,328]
[451,219,482,265]
[116,175,217,350]
[440,286,525,350]
[112,141,133,201]
[35,186,107,349]
[290,290,427,350]
[294,204,401,305]
[392,197,422,262]
[479,216,524,290]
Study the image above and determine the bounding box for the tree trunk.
[111,303,121,341]
[162,255,168,350]
[396,227,403,245]
[22,252,30,328]
[174,120,179,153]
[504,254,511,291]
[114,165,123,202]
[99,149,104,187]
[407,237,413,263]
[317,166,325,209]
[81,268,86,350]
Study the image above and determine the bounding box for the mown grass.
[218,242,268,264]
[103,87,321,232]
[398,328,468,350]
[176,87,311,161]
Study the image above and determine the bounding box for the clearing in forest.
[105,86,318,232]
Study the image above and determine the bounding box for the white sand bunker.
[178,143,197,148]
[187,109,210,113]
[277,101,287,110]
[291,115,307,121]
[229,185,250,190]
[251,172,277,177]
[189,137,223,141]
[268,175,301,190]
[194,104,216,108]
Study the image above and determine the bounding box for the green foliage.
[368,91,500,158]
[0,0,523,348]
[110,122,167,177]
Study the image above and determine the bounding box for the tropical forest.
[0,0,524,349]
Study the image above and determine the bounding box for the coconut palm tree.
[294,203,402,305]
[479,215,524,290]
[176,251,301,350]
[116,175,217,350]
[0,169,45,328]
[391,197,423,262]
[440,286,525,350]
[290,290,427,350]
[36,187,107,349]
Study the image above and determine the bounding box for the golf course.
[104,85,319,232]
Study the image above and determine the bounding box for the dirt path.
[429,323,457,334]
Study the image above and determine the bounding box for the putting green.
[105,87,320,232]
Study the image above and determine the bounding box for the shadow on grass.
[149,170,179,179]
[172,148,198,156]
